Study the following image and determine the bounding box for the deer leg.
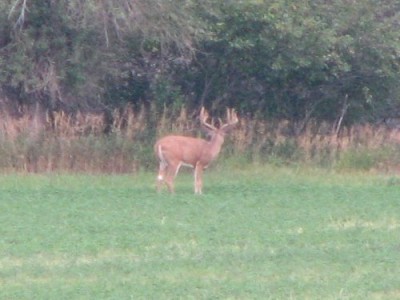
[194,163,204,194]
[165,162,181,193]
[156,160,168,192]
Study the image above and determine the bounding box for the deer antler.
[220,108,238,131]
[200,107,216,131]
[228,108,238,124]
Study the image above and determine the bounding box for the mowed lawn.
[0,166,399,299]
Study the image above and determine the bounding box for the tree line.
[0,0,399,133]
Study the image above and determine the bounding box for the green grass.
[0,166,399,299]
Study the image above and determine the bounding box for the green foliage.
[194,0,400,124]
[337,148,381,171]
[336,146,398,171]
[0,169,399,298]
[151,76,185,112]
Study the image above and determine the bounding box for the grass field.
[0,166,399,299]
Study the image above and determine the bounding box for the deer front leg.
[194,162,204,194]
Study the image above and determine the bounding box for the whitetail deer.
[154,107,238,194]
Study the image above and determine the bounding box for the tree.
[0,0,208,112]
[187,0,400,129]
[0,0,399,128]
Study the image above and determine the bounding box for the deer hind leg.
[194,162,204,194]
[156,160,168,193]
[156,145,176,193]
[156,161,176,193]
[164,162,181,193]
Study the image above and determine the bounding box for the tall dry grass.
[227,116,400,171]
[0,105,400,173]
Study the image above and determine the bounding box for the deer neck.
[206,133,225,159]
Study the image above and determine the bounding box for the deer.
[154,107,238,194]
